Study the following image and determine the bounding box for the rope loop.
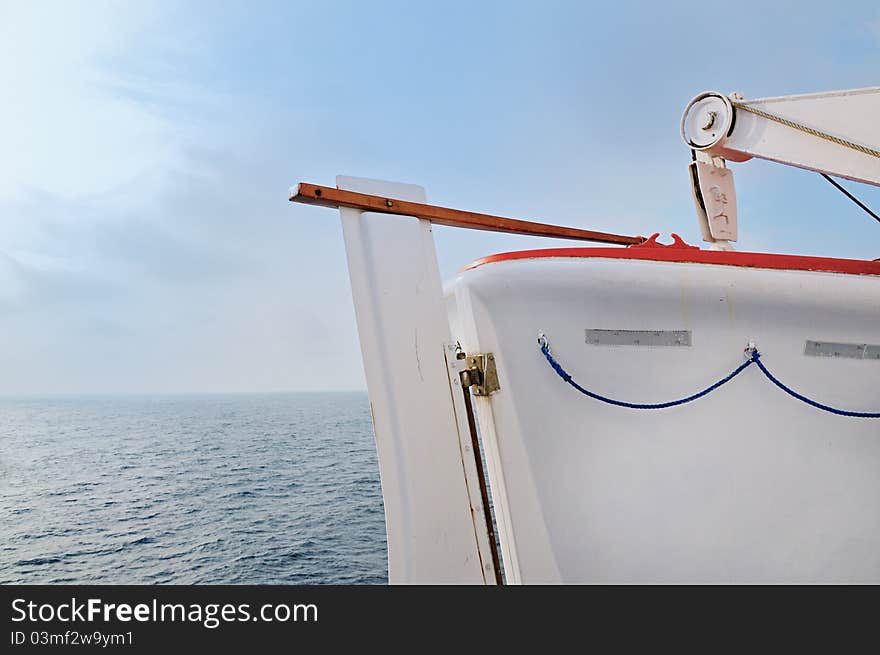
[538,333,880,418]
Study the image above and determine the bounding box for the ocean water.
[0,392,387,584]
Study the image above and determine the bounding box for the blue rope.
[538,336,880,417]
[539,339,755,410]
[750,351,880,418]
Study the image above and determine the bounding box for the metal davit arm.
[682,87,880,249]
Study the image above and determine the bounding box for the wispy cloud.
[1,0,878,393]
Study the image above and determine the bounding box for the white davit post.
[682,87,880,186]
[336,176,495,584]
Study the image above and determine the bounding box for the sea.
[0,392,387,584]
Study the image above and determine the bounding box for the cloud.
[0,3,176,199]
[0,0,366,393]
[1,1,878,393]
[0,149,365,393]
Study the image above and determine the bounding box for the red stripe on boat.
[462,233,880,276]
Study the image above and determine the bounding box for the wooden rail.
[289,182,644,246]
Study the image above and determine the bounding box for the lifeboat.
[290,86,880,583]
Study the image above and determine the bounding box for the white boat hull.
[451,255,880,582]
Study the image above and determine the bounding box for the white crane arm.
[681,87,880,248]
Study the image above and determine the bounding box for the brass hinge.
[460,353,500,396]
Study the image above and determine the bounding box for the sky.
[1,0,878,393]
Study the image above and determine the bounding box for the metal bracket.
[461,353,500,396]
[688,155,737,249]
